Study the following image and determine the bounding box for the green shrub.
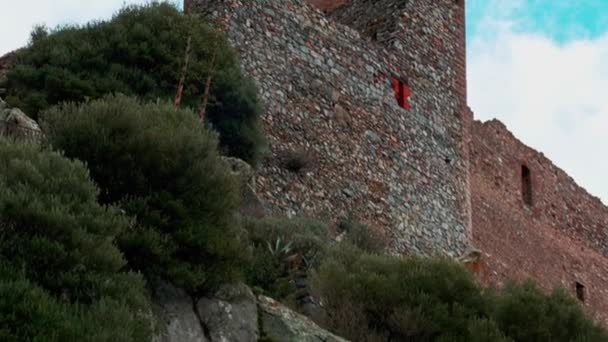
[491,281,608,342]
[244,217,329,299]
[337,219,388,254]
[313,243,489,341]
[0,140,151,341]
[42,95,244,295]
[313,243,607,342]
[0,262,153,342]
[4,2,266,164]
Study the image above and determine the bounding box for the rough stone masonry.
[191,0,471,257]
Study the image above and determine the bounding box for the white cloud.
[468,8,608,203]
[0,0,181,55]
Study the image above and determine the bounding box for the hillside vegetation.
[3,2,266,165]
[0,2,606,342]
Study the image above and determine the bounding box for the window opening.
[521,165,533,206]
[576,282,585,302]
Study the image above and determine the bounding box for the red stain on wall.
[391,78,411,111]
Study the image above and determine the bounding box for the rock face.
[0,97,42,139]
[197,284,259,342]
[222,156,255,184]
[258,296,349,342]
[221,156,267,218]
[152,282,209,342]
[153,282,348,342]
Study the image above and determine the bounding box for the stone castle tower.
[190,0,472,257]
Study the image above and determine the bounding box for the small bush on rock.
[0,139,151,340]
[4,2,266,164]
[42,95,245,295]
[281,149,313,174]
[337,219,388,254]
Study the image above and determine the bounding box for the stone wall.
[332,0,467,113]
[332,0,472,234]
[192,0,470,256]
[471,119,608,324]
[304,0,350,13]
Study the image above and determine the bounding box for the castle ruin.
[190,0,608,323]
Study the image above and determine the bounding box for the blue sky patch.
[467,0,608,44]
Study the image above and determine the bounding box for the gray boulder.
[221,156,254,183]
[220,156,266,217]
[258,296,349,342]
[152,282,209,342]
[197,283,259,342]
[0,97,42,138]
[5,107,41,132]
[151,282,350,342]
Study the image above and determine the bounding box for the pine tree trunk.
[198,48,217,123]
[174,35,192,107]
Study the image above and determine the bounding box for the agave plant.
[266,237,294,257]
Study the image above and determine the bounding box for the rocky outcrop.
[222,156,255,184]
[153,282,347,342]
[197,284,259,342]
[152,282,209,342]
[221,156,267,218]
[0,97,42,139]
[258,296,349,342]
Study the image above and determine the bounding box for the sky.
[0,0,607,202]
[466,0,608,203]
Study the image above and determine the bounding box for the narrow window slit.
[576,282,586,303]
[521,165,533,206]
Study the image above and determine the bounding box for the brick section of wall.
[471,119,608,324]
[192,0,470,256]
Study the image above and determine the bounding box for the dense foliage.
[42,95,245,295]
[0,139,151,341]
[337,219,388,254]
[491,281,608,342]
[313,243,608,342]
[3,2,266,164]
